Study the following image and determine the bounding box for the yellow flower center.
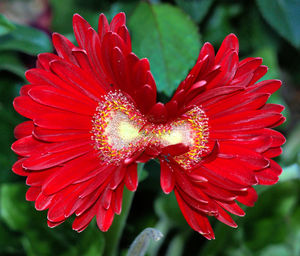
[92,91,209,168]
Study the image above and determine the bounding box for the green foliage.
[0,24,52,55]
[282,122,300,164]
[0,52,26,79]
[50,0,100,34]
[202,3,241,46]
[129,2,200,96]
[0,14,16,36]
[174,0,214,23]
[0,183,105,256]
[256,0,300,49]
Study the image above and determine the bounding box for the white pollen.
[160,124,194,146]
[104,111,142,150]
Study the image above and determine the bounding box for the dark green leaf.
[106,1,139,21]
[50,0,100,34]
[282,122,300,164]
[0,183,33,230]
[0,52,26,79]
[202,3,241,46]
[154,192,186,227]
[61,221,105,256]
[258,245,291,256]
[0,24,52,55]
[280,164,300,182]
[175,0,214,23]
[129,2,201,96]
[0,14,16,36]
[256,0,300,48]
[165,232,188,256]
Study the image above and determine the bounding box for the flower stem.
[103,164,144,256]
[103,187,135,256]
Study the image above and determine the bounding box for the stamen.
[92,91,148,164]
[91,91,209,168]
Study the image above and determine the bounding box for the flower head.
[12,12,158,232]
[157,34,285,239]
[12,13,285,239]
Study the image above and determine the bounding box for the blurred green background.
[0,0,300,255]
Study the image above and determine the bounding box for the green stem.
[103,187,135,256]
[103,164,144,256]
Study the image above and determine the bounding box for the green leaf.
[175,0,214,23]
[129,2,201,97]
[256,0,300,48]
[0,52,26,79]
[258,245,291,256]
[280,164,300,182]
[0,183,34,231]
[202,3,241,46]
[106,1,139,21]
[154,192,186,227]
[282,122,300,164]
[0,183,105,255]
[148,192,189,256]
[165,232,188,256]
[0,14,16,36]
[61,221,105,256]
[50,0,100,34]
[0,24,52,55]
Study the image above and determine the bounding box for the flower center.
[92,91,148,164]
[92,91,209,167]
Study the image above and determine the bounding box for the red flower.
[157,34,285,239]
[12,12,285,239]
[12,13,158,232]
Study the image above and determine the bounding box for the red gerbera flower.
[12,12,285,239]
[156,34,286,239]
[12,12,158,232]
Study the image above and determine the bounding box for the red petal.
[73,14,92,48]
[175,189,215,239]
[14,121,34,139]
[215,33,239,64]
[52,33,78,64]
[109,166,126,190]
[72,200,100,232]
[125,163,138,191]
[42,151,101,195]
[113,184,124,214]
[160,159,175,194]
[110,12,126,32]
[97,205,114,232]
[215,204,237,228]
[26,186,41,201]
[147,103,168,123]
[217,201,245,216]
[49,60,105,101]
[236,187,258,207]
[35,193,54,210]
[34,112,92,130]
[33,127,89,142]
[28,85,96,116]
[23,142,91,170]
[98,13,109,41]
[12,135,46,157]
[12,158,28,176]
